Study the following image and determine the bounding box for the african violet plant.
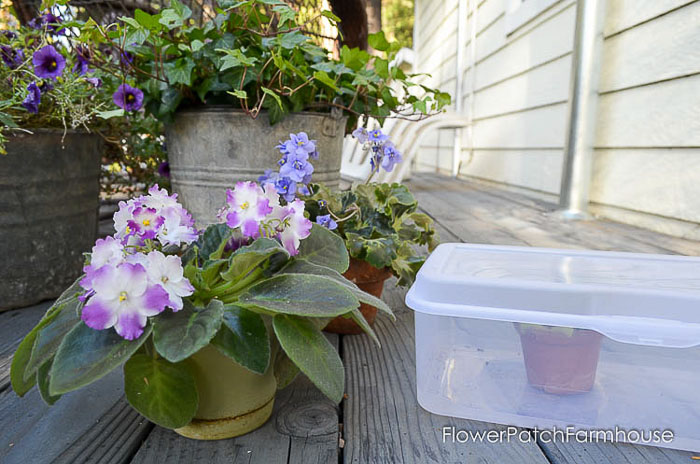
[49,0,450,128]
[260,127,438,287]
[11,180,392,428]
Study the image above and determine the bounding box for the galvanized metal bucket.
[0,130,101,311]
[166,108,347,224]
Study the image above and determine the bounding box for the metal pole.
[557,0,606,219]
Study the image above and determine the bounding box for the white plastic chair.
[341,113,471,184]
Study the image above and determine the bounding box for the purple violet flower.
[32,45,65,79]
[316,214,338,231]
[1,45,24,69]
[380,142,403,173]
[0,31,17,40]
[279,155,314,183]
[367,128,388,143]
[113,84,144,112]
[22,82,41,114]
[352,127,368,143]
[274,177,297,203]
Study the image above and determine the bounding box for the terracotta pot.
[515,324,603,395]
[324,258,393,334]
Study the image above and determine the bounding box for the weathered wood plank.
[403,173,700,462]
[131,336,340,464]
[341,282,552,464]
[0,303,47,392]
[0,371,151,464]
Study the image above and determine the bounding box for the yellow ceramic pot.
[174,344,277,440]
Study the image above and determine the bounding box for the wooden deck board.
[2,173,699,463]
[131,336,340,464]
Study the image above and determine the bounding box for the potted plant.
[0,11,136,310]
[515,324,603,395]
[71,0,450,223]
[258,128,438,334]
[10,177,392,439]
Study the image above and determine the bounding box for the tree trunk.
[329,0,368,50]
[11,0,39,25]
[365,0,381,35]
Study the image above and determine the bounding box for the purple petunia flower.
[22,82,41,114]
[316,214,338,231]
[157,161,170,178]
[1,45,24,69]
[73,45,91,76]
[86,77,102,88]
[28,13,65,35]
[32,45,65,79]
[113,84,144,112]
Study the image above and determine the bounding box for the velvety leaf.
[124,354,198,429]
[183,223,232,264]
[297,224,349,273]
[347,308,380,346]
[49,324,151,396]
[280,260,394,320]
[37,360,60,406]
[9,278,82,396]
[153,300,224,363]
[238,274,359,317]
[25,297,82,381]
[273,348,299,390]
[220,238,287,283]
[273,315,344,403]
[11,311,59,396]
[211,305,269,374]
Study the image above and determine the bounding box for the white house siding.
[413,0,700,240]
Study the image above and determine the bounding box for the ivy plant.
[305,182,439,286]
[59,0,450,128]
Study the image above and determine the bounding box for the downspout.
[452,0,467,177]
[557,0,607,219]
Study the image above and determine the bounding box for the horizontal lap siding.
[591,0,700,239]
[414,0,700,238]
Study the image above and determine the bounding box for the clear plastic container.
[406,243,700,451]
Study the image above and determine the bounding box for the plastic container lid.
[405,243,700,348]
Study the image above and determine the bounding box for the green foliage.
[307,182,439,286]
[13,217,393,426]
[73,0,449,130]
[383,0,415,49]
[49,323,152,396]
[273,314,344,403]
[211,305,270,374]
[124,354,198,428]
[153,299,224,362]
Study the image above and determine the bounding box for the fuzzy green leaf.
[220,238,288,282]
[238,274,359,317]
[273,315,344,403]
[49,324,151,396]
[297,224,349,273]
[124,354,198,429]
[153,299,224,363]
[211,305,269,374]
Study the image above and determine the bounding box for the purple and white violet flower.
[79,186,198,339]
[218,181,313,255]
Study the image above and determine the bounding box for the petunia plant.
[56,0,450,129]
[11,180,392,428]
